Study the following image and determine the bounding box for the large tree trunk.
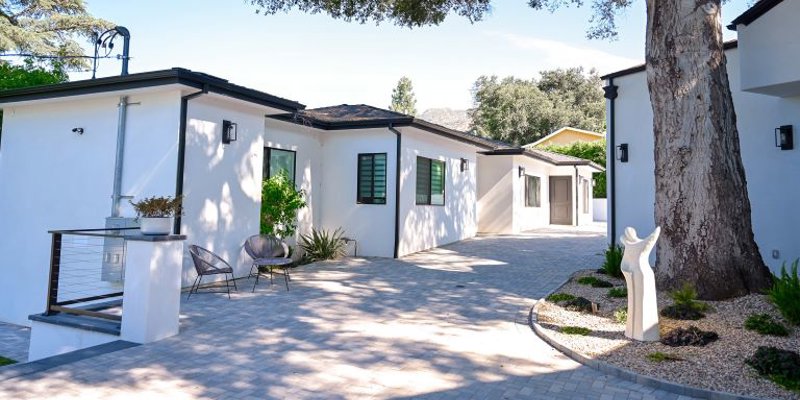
[645,0,773,300]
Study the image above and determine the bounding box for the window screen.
[357,153,387,204]
[416,156,445,206]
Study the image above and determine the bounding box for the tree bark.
[645,0,773,300]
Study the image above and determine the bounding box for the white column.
[120,237,185,344]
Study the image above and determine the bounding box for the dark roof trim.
[0,68,305,112]
[728,0,783,30]
[600,41,738,80]
[479,148,605,171]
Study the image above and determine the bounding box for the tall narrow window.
[582,179,590,213]
[416,156,445,206]
[357,153,387,204]
[263,147,296,183]
[525,175,541,207]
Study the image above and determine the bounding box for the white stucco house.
[602,0,799,273]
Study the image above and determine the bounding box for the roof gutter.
[603,79,618,245]
[173,86,208,234]
[388,125,402,259]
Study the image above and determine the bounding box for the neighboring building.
[525,127,605,148]
[602,0,799,273]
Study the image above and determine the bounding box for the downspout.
[110,96,129,217]
[603,80,619,243]
[173,86,208,234]
[388,125,402,259]
[574,165,579,227]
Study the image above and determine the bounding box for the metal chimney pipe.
[115,26,131,76]
[111,96,129,217]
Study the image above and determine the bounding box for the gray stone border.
[528,287,762,400]
[0,340,138,382]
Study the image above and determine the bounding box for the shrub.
[601,244,624,278]
[130,195,182,218]
[562,297,595,313]
[261,172,307,238]
[299,227,347,262]
[546,293,576,303]
[661,326,719,347]
[646,352,682,363]
[745,314,790,337]
[560,326,591,336]
[769,259,800,326]
[608,287,627,298]
[660,283,709,320]
[613,308,627,324]
[746,346,800,391]
[577,276,613,288]
[0,355,16,366]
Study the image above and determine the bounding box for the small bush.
[546,293,576,303]
[601,244,624,278]
[746,346,800,391]
[0,355,16,366]
[769,259,800,326]
[577,276,614,288]
[298,227,347,262]
[660,283,710,320]
[613,308,627,324]
[660,304,706,320]
[661,326,719,347]
[646,352,682,363]
[608,287,627,298]
[560,326,591,336]
[745,314,790,337]
[563,297,595,313]
[130,195,182,218]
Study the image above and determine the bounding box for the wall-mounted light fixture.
[775,125,793,150]
[222,120,237,144]
[460,158,469,172]
[616,143,629,163]
[72,127,84,135]
[518,166,526,177]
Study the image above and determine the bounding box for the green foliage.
[0,355,16,366]
[646,352,682,363]
[470,68,605,146]
[601,243,623,278]
[541,141,606,198]
[560,326,591,336]
[389,76,417,116]
[660,326,719,347]
[746,346,800,392]
[130,196,182,218]
[298,227,347,262]
[745,314,790,337]
[577,276,613,288]
[261,172,306,238]
[563,297,595,313]
[613,307,627,324]
[661,283,710,320]
[546,293,576,303]
[0,1,113,69]
[769,259,800,326]
[0,60,69,140]
[608,287,627,298]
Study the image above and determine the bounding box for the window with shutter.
[416,156,445,206]
[357,153,387,204]
[525,175,541,207]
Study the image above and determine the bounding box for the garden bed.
[536,270,800,399]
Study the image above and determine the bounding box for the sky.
[75,1,752,112]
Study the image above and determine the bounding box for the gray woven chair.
[187,245,238,299]
[244,235,293,291]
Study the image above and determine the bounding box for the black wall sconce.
[616,143,629,163]
[518,166,526,177]
[72,127,84,135]
[460,158,469,172]
[222,120,237,144]
[775,125,793,150]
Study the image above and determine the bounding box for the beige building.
[526,127,605,148]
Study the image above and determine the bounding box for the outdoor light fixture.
[616,143,629,163]
[460,158,469,172]
[775,125,793,150]
[72,127,84,135]
[518,166,526,177]
[222,120,238,144]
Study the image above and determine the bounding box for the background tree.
[470,68,604,146]
[389,76,417,116]
[251,0,773,299]
[0,0,112,69]
[0,60,68,143]
[541,140,606,198]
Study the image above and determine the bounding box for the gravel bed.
[537,270,800,400]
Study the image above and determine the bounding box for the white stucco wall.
[397,127,479,256]
[511,155,553,232]
[608,48,800,273]
[737,0,800,97]
[0,88,182,326]
[477,155,513,233]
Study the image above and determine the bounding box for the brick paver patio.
[0,227,695,399]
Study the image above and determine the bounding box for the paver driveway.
[0,227,693,399]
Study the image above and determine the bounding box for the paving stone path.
[0,227,696,399]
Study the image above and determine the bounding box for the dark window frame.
[356,152,388,205]
[415,156,446,206]
[263,147,297,184]
[525,175,541,208]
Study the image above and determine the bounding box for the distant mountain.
[418,108,471,132]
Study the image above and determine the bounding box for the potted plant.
[130,195,182,235]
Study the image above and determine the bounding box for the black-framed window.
[582,178,590,213]
[357,153,387,204]
[525,175,541,207]
[263,147,296,183]
[416,156,445,206]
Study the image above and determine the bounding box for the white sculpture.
[620,226,661,342]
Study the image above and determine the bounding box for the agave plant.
[299,227,347,262]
